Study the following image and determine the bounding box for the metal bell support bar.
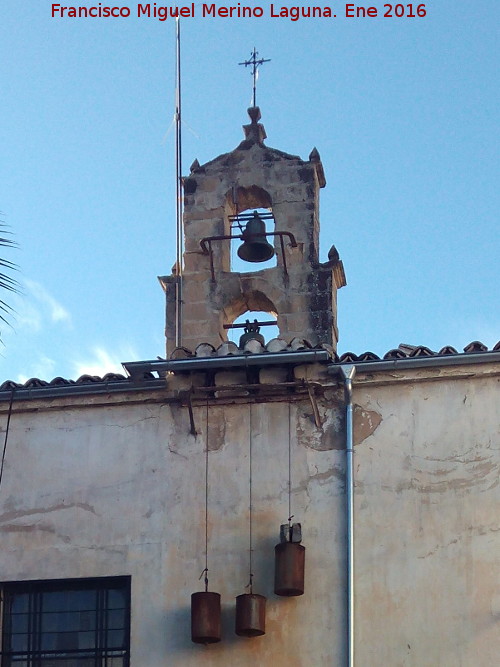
[200,222,297,281]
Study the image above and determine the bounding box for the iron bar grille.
[0,577,130,666]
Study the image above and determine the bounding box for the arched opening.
[223,290,280,348]
[225,186,277,273]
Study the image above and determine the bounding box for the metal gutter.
[0,378,165,402]
[1,350,497,403]
[328,351,500,375]
[0,350,330,402]
[123,349,330,377]
[340,365,356,667]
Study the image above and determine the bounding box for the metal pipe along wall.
[341,364,356,667]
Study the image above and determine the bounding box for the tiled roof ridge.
[1,339,498,389]
[0,372,131,392]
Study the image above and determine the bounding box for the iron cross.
[238,48,271,108]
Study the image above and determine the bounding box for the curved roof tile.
[384,348,408,360]
[357,351,381,362]
[409,346,435,358]
[1,338,498,390]
[339,352,359,363]
[438,345,459,355]
[463,341,488,353]
[24,378,49,388]
[0,380,22,391]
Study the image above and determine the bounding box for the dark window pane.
[107,628,125,648]
[40,630,58,650]
[42,610,96,633]
[2,577,129,665]
[108,590,126,609]
[11,594,30,614]
[77,630,96,649]
[10,612,30,633]
[107,608,125,629]
[10,631,29,651]
[42,590,96,613]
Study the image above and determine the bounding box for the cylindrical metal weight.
[191,591,221,644]
[274,542,305,596]
[235,593,266,637]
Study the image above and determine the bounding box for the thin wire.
[288,402,292,524]
[248,403,253,593]
[204,399,209,592]
[174,17,183,348]
[0,389,15,491]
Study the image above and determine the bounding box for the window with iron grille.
[0,576,130,667]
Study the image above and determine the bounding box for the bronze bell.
[235,593,266,637]
[237,211,275,263]
[239,319,265,349]
[191,591,221,644]
[274,523,305,596]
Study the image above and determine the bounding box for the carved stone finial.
[328,245,340,263]
[309,146,326,187]
[248,107,262,123]
[242,106,267,145]
[309,147,320,161]
[190,158,200,173]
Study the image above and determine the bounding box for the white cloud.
[23,278,72,326]
[9,294,42,332]
[72,345,139,378]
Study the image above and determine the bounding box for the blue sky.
[0,1,498,382]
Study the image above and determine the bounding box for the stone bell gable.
[159,107,346,357]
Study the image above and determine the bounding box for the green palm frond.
[0,222,20,330]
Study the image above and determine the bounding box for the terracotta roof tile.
[384,348,408,360]
[438,345,459,355]
[357,352,380,362]
[265,337,289,353]
[75,374,106,384]
[409,346,435,358]
[195,343,216,357]
[289,338,313,351]
[0,380,22,391]
[23,378,49,388]
[339,352,359,363]
[49,377,75,386]
[463,341,488,353]
[0,339,498,392]
[242,339,266,354]
[216,342,239,356]
[101,373,128,382]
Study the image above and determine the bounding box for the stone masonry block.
[213,369,249,398]
[259,366,289,385]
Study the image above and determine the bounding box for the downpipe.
[340,365,356,667]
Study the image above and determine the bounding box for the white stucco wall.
[353,367,500,667]
[0,362,498,666]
